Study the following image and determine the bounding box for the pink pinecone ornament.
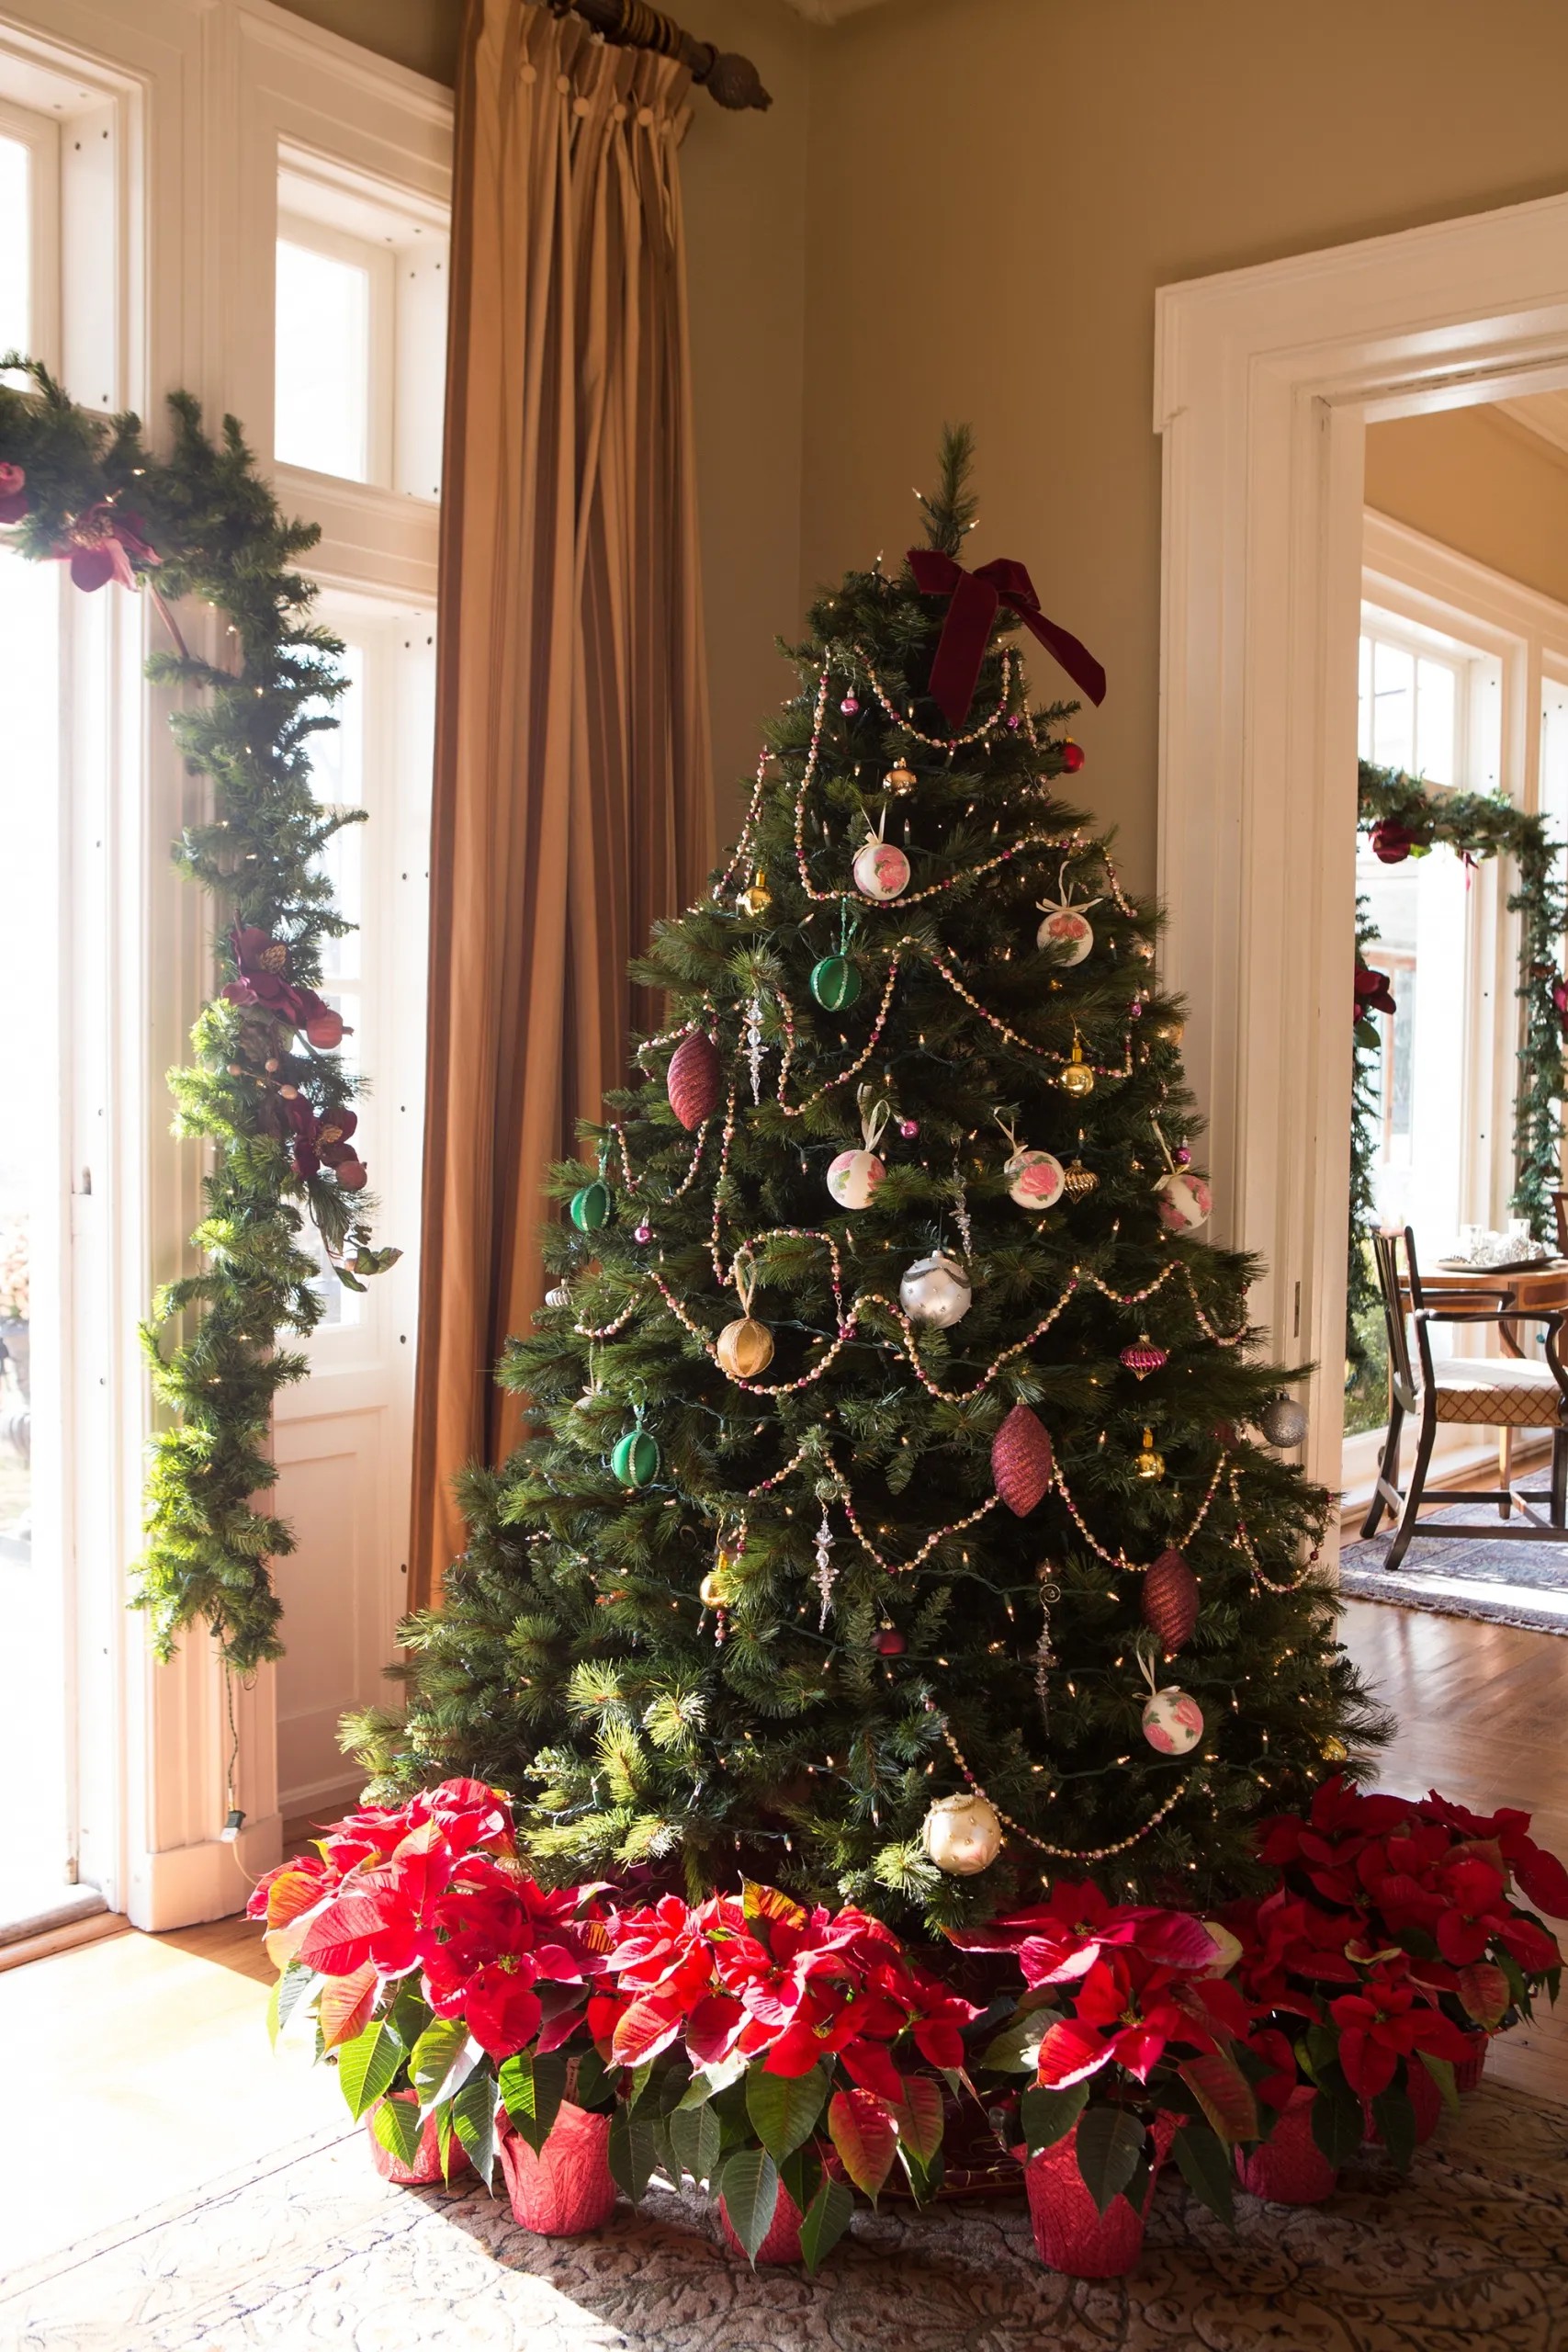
[667,1030,723,1131]
[992,1403,1055,1516]
[1143,1547,1200,1653]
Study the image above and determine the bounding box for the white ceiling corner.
[1495,390,1568,462]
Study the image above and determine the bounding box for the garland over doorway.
[1347,758,1567,1391]
[0,359,396,1672]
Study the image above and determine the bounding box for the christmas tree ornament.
[700,1560,736,1610]
[1321,1734,1350,1764]
[1034,1572,1061,1729]
[1119,1335,1168,1381]
[1134,1427,1166,1481]
[570,1171,614,1231]
[545,1283,571,1309]
[737,868,773,916]
[852,811,910,902]
[667,1028,723,1131]
[1259,1396,1308,1448]
[884,759,917,797]
[921,1790,1003,1875]
[996,1110,1065,1213]
[744,993,767,1102]
[1058,1032,1095,1099]
[1153,1014,1185,1046]
[950,1169,974,1257]
[1155,1170,1213,1233]
[1139,1648,1204,1755]
[633,1221,652,1245]
[1059,739,1085,773]
[611,1409,660,1489]
[992,1402,1055,1515]
[1061,1153,1099,1204]
[840,691,860,715]
[1143,1547,1200,1654]
[809,954,862,1011]
[900,1250,973,1328]
[898,1116,919,1139]
[716,1250,774,1380]
[1035,864,1100,966]
[813,1510,838,1624]
[874,1626,906,1656]
[827,1088,889,1210]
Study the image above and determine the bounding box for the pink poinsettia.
[0,462,28,524]
[48,499,158,590]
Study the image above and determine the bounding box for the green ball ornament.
[809,954,862,1012]
[570,1179,613,1232]
[611,1426,660,1487]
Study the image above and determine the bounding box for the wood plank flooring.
[6,1600,1565,2278]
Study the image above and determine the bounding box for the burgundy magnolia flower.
[49,500,159,591]
[1353,958,1397,1023]
[223,927,347,1051]
[0,462,27,525]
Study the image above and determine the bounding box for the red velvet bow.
[907,548,1106,729]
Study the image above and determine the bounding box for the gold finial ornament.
[1061,1157,1099,1203]
[1134,1426,1165,1482]
[885,760,917,797]
[1321,1734,1350,1764]
[738,868,772,916]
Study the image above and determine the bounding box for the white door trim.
[1154,189,1568,1532]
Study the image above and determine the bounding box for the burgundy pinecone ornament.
[992,1404,1055,1517]
[666,1029,723,1130]
[1144,1547,1200,1655]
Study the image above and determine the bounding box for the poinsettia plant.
[953,1880,1266,2226]
[1230,1778,1567,2171]
[581,1881,979,2267]
[250,1778,615,2184]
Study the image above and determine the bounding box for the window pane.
[0,138,30,356]
[1371,639,1415,772]
[275,239,370,482]
[309,643,365,984]
[1415,657,1456,786]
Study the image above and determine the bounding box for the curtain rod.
[546,0,771,108]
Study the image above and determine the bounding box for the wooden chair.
[1359,1225,1568,1567]
[1552,1189,1568,1258]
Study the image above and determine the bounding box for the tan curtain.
[410,0,715,1609]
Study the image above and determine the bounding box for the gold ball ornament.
[737,869,772,917]
[1321,1734,1350,1765]
[1134,1426,1165,1482]
[716,1316,774,1380]
[920,1791,1003,1876]
[884,760,917,796]
[1059,1038,1095,1099]
[699,1564,736,1610]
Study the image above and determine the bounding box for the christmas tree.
[349,432,1385,1931]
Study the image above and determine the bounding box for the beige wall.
[799,0,1568,892]
[1366,408,1568,612]
[274,0,812,829]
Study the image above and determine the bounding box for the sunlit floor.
[4,1599,1564,2289]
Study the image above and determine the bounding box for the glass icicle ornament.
[813,1510,838,1626]
[1034,1570,1061,1731]
[744,993,767,1104]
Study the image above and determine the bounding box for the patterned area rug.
[1340,1502,1568,1637]
[6,2081,1568,2351]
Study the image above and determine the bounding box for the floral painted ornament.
[852,808,910,902]
[1035,861,1100,967]
[995,1110,1064,1213]
[1138,1645,1203,1755]
[1151,1118,1210,1232]
[827,1084,889,1210]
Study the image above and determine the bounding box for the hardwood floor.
[5,1602,1565,2279]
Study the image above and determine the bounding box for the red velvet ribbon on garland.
[907,547,1107,728]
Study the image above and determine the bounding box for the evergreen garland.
[1349,763,1567,1383]
[0,359,397,1671]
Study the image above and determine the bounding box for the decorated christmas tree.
[350,432,1385,1931]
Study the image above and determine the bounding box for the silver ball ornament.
[1259,1396,1308,1448]
[899,1250,972,1328]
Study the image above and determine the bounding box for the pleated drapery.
[410,0,715,1607]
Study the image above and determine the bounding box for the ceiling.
[1495,390,1568,460]
[782,0,897,19]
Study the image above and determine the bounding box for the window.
[274,158,447,499]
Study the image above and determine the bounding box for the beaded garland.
[937,1719,1191,1862]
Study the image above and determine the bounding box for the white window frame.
[0,0,449,1931]
[0,91,61,369]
